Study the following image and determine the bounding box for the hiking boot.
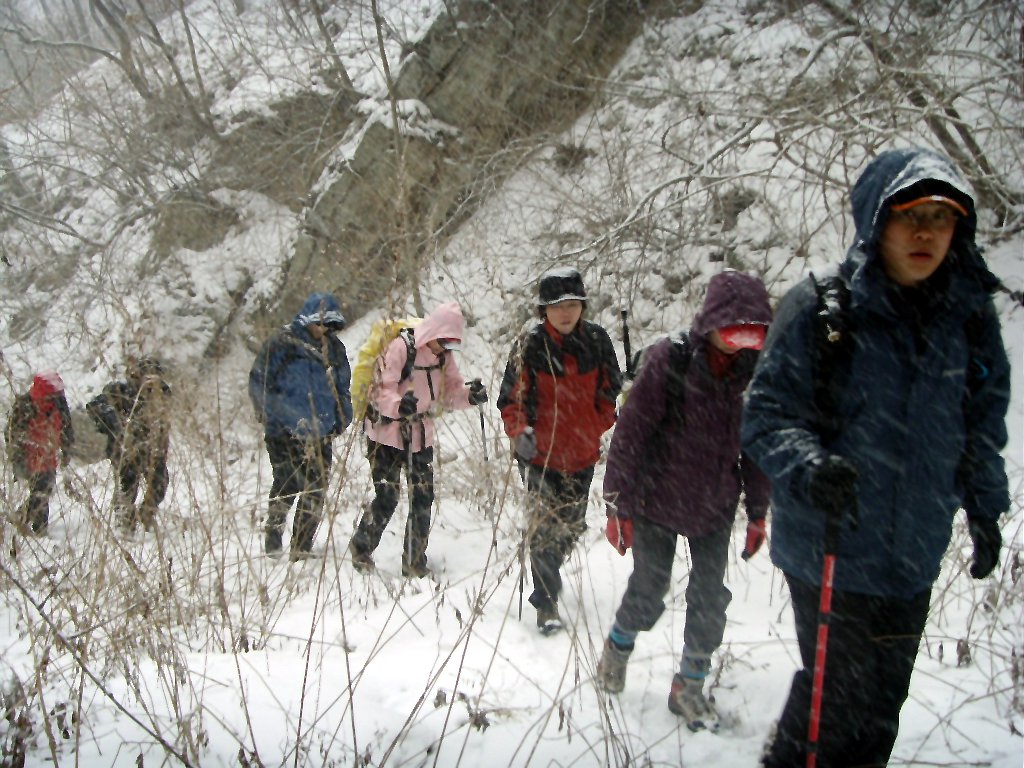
[350,543,375,573]
[138,502,158,532]
[536,605,563,636]
[596,639,632,693]
[264,528,283,556]
[668,674,720,732]
[402,561,432,579]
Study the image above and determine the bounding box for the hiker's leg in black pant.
[265,435,305,545]
[766,575,897,768]
[845,588,930,767]
[352,440,402,556]
[292,439,331,553]
[403,447,435,571]
[22,471,55,532]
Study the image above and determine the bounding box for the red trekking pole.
[806,513,842,768]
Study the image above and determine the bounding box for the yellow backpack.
[351,315,422,423]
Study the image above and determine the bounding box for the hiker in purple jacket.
[595,270,772,732]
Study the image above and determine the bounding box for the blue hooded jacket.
[741,148,1010,599]
[249,293,353,440]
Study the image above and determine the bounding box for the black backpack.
[4,394,32,479]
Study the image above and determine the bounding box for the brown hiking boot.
[349,542,375,573]
[536,605,563,635]
[596,639,632,693]
[667,674,720,732]
[401,561,432,579]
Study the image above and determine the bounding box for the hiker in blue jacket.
[250,293,352,559]
[743,147,1010,767]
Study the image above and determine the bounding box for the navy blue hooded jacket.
[249,293,353,440]
[741,148,1010,599]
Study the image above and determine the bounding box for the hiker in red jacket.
[5,371,74,535]
[497,268,622,634]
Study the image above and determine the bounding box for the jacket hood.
[293,293,346,329]
[30,370,64,404]
[692,271,772,338]
[414,302,466,347]
[844,147,997,315]
[850,147,977,253]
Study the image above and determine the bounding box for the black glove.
[514,428,537,461]
[807,455,859,526]
[467,379,488,406]
[398,392,419,420]
[967,516,1001,579]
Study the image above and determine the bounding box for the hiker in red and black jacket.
[5,371,74,535]
[596,270,772,732]
[497,267,622,635]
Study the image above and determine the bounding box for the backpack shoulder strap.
[810,272,854,442]
[662,332,693,419]
[398,328,419,382]
[519,324,547,427]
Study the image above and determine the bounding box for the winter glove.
[606,516,633,556]
[467,379,488,406]
[807,455,859,527]
[967,516,1001,579]
[398,392,419,421]
[514,427,537,461]
[741,518,766,560]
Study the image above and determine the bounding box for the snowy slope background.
[0,1,1021,766]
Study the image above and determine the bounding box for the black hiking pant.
[763,573,930,768]
[19,470,56,533]
[265,433,332,553]
[117,451,168,530]
[613,516,732,657]
[519,461,594,613]
[351,440,434,572]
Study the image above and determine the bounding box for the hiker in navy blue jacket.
[250,293,352,559]
[743,148,1010,767]
[595,270,772,731]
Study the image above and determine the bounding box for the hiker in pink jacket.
[350,302,488,577]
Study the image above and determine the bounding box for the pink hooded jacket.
[363,302,474,452]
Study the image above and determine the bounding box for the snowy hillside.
[0,1,1021,766]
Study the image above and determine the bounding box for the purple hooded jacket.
[604,271,772,538]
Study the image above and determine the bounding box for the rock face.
[280,1,663,322]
